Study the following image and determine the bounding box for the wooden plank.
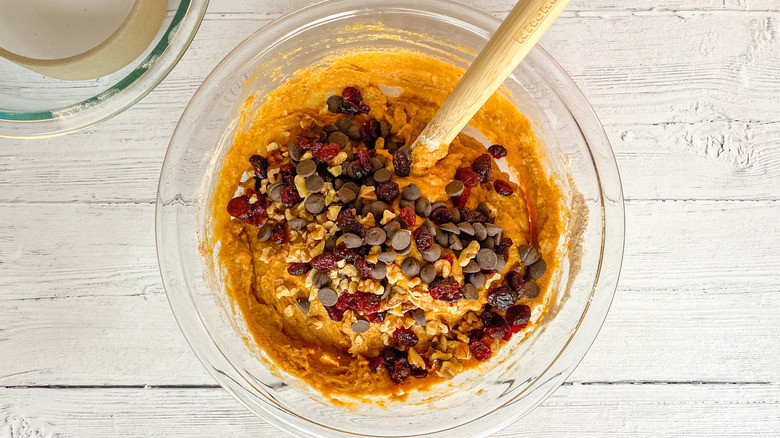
[0,384,777,437]
[1,201,778,385]
[1,8,779,203]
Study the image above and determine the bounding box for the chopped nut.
[359,185,376,201]
[407,348,426,369]
[328,165,343,176]
[458,241,481,267]
[283,305,295,317]
[332,151,348,165]
[431,350,453,361]
[434,259,451,278]
[453,342,471,360]
[248,194,258,204]
[380,210,396,225]
[327,205,341,221]
[266,142,280,152]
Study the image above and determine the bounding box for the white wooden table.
[2,0,779,436]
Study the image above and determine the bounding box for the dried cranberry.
[334,242,360,262]
[249,154,268,180]
[382,347,404,365]
[316,162,335,183]
[336,209,365,237]
[313,143,340,162]
[311,252,339,271]
[506,270,525,293]
[469,338,492,361]
[487,286,516,310]
[472,154,493,183]
[326,305,345,321]
[393,147,411,177]
[339,87,370,115]
[335,291,381,314]
[429,206,453,225]
[428,277,463,302]
[399,206,416,227]
[393,327,419,347]
[388,359,411,384]
[376,181,400,203]
[280,185,302,208]
[409,365,429,378]
[494,179,514,196]
[497,237,513,261]
[227,195,268,226]
[506,305,532,327]
[355,258,373,279]
[452,186,471,208]
[271,223,288,244]
[335,292,360,312]
[368,311,387,323]
[485,324,510,341]
[454,167,480,188]
[412,226,433,251]
[368,356,385,373]
[360,119,381,146]
[481,310,511,340]
[279,163,296,186]
[287,262,311,276]
[488,144,507,159]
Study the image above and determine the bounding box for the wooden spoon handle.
[411,0,569,170]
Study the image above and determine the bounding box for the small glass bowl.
[157,1,624,437]
[0,0,209,139]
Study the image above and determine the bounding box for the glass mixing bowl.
[0,0,209,138]
[157,1,624,436]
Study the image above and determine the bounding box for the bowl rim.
[157,0,625,436]
[0,0,210,139]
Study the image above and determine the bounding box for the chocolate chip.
[435,229,449,246]
[381,283,392,300]
[295,297,310,314]
[462,284,479,301]
[485,223,502,237]
[328,131,349,148]
[415,198,432,217]
[384,220,401,238]
[477,202,491,218]
[371,156,385,171]
[268,183,283,202]
[313,270,331,288]
[422,219,436,235]
[431,202,447,211]
[518,245,539,266]
[445,180,464,197]
[523,281,540,299]
[305,175,324,193]
[401,257,421,277]
[399,199,416,210]
[420,264,436,284]
[365,227,387,246]
[528,258,546,280]
[374,168,392,183]
[289,143,305,162]
[336,117,352,133]
[325,236,338,251]
[473,222,488,241]
[469,272,485,289]
[323,124,338,134]
[305,194,326,214]
[457,222,475,236]
[334,179,344,190]
[494,256,506,272]
[338,186,357,203]
[351,319,371,333]
[379,121,391,138]
[411,309,426,326]
[377,250,397,264]
[440,222,460,234]
[288,218,307,231]
[297,159,317,178]
[484,237,495,249]
[476,248,498,270]
[392,230,412,250]
[343,233,363,249]
[371,263,387,280]
[327,95,343,113]
[365,201,388,219]
[318,288,338,307]
[345,161,357,178]
[402,184,421,201]
[348,124,362,141]
[449,234,463,251]
[421,244,442,262]
[396,243,413,256]
[463,260,480,274]
[257,223,272,242]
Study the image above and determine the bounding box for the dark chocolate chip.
[401,257,421,277]
[420,264,436,284]
[485,223,502,237]
[484,236,495,249]
[383,220,401,238]
[297,159,317,178]
[374,168,392,183]
[338,186,357,203]
[351,319,371,333]
[377,250,397,264]
[392,230,412,250]
[289,143,305,162]
[295,297,311,314]
[325,236,338,251]
[494,256,506,272]
[457,222,475,236]
[421,244,442,263]
[365,227,387,246]
[334,179,344,190]
[365,201,388,219]
[445,180,464,197]
[449,234,463,251]
[336,117,352,133]
[523,281,540,299]
[371,263,387,280]
[305,194,326,214]
[415,198,432,217]
[450,208,461,223]
[472,222,488,241]
[477,202,491,218]
[518,245,539,266]
[462,284,479,301]
[440,222,460,234]
[469,272,485,289]
[371,156,385,171]
[288,218,307,231]
[305,175,324,193]
[402,184,421,201]
[268,183,283,202]
[528,258,547,280]
[381,283,392,300]
[422,218,436,235]
[435,229,449,246]
[476,248,498,270]
[328,131,350,148]
[399,199,416,210]
[348,124,362,141]
[327,95,343,113]
[379,121,391,138]
[342,233,363,249]
[323,124,338,134]
[313,270,331,288]
[463,260,481,274]
[318,288,338,307]
[411,308,426,326]
[257,223,272,242]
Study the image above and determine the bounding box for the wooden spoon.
[411,0,570,171]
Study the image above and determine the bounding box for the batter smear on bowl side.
[209,50,566,401]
